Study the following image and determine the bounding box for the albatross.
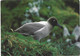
[15,17,63,41]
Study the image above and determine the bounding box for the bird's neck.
[47,22,53,30]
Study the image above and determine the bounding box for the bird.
[15,17,63,41]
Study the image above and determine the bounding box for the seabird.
[15,17,63,41]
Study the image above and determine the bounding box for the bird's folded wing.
[15,22,45,35]
[34,26,49,38]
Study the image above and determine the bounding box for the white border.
[79,0,80,26]
[0,0,1,56]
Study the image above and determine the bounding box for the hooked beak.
[57,23,63,29]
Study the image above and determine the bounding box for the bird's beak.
[57,23,63,29]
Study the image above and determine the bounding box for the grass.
[1,32,80,56]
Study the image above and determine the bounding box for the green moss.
[2,32,80,56]
[1,32,59,56]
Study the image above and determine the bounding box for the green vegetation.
[1,0,79,56]
[2,32,80,56]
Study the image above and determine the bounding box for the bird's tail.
[14,28,21,32]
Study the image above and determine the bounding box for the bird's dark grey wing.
[15,22,45,35]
